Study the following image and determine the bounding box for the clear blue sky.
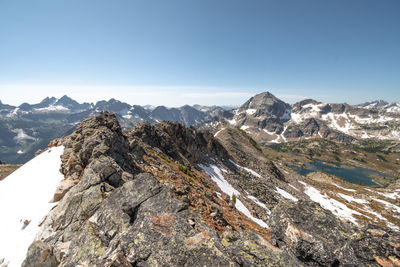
[0,0,399,106]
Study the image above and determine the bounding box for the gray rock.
[269,200,400,266]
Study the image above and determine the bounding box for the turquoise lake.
[288,161,391,186]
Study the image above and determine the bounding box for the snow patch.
[275,188,298,201]
[198,164,239,198]
[227,118,237,126]
[0,146,65,267]
[199,164,268,228]
[375,191,399,200]
[280,108,291,120]
[338,193,367,204]
[302,182,361,225]
[246,109,256,115]
[372,198,400,214]
[290,112,302,123]
[34,105,69,112]
[248,195,271,215]
[229,160,262,178]
[333,183,356,192]
[214,128,226,137]
[235,199,269,228]
[321,113,352,134]
[263,129,276,135]
[12,129,36,143]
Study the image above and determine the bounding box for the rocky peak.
[54,111,138,200]
[18,97,58,111]
[151,106,182,122]
[94,99,131,113]
[358,100,389,109]
[55,95,85,109]
[40,96,58,105]
[239,91,291,119]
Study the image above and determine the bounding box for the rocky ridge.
[20,112,400,266]
[216,92,400,145]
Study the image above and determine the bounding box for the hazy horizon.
[0,87,396,108]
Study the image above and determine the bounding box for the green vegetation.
[158,153,172,163]
[178,164,195,178]
[231,194,236,206]
[353,141,392,153]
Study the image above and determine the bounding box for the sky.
[0,0,399,107]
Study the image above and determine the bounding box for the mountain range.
[0,92,399,164]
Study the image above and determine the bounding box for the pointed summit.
[55,95,79,108]
[238,91,291,120]
[54,95,92,111]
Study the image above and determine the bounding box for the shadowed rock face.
[128,121,230,164]
[269,200,400,266]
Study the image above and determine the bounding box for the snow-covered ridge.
[0,146,65,267]
[34,105,70,112]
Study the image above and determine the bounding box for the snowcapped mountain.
[358,100,400,113]
[0,96,223,164]
[357,100,389,109]
[220,92,400,144]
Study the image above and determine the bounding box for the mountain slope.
[1,112,399,266]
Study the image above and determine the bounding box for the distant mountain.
[55,95,92,111]
[357,100,400,113]
[211,92,400,145]
[0,96,221,163]
[0,93,399,164]
[357,100,389,109]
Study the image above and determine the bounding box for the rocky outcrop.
[21,111,400,266]
[269,200,400,266]
[24,111,302,266]
[22,241,59,267]
[128,121,230,164]
[51,112,139,202]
